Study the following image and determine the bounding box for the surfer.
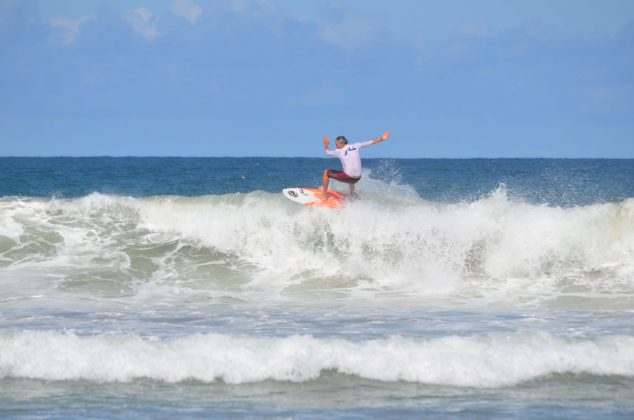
[322,131,391,197]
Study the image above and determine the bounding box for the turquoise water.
[1,157,634,418]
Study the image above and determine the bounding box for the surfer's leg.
[324,170,356,197]
[347,176,361,197]
[324,169,342,193]
[322,169,330,196]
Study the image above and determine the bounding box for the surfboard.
[282,187,345,208]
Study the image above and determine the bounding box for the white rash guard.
[324,141,373,177]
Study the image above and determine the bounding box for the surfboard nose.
[282,187,345,208]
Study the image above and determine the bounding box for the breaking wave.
[1,330,633,387]
[1,185,633,305]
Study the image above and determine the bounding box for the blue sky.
[1,0,633,157]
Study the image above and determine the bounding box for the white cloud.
[49,15,94,45]
[171,0,202,25]
[124,8,160,41]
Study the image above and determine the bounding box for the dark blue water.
[1,157,633,205]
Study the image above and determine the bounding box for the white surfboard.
[282,187,345,208]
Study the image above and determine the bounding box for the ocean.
[1,157,633,418]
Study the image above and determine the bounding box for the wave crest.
[1,330,633,387]
[1,188,633,303]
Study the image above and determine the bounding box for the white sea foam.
[1,330,633,387]
[1,186,633,304]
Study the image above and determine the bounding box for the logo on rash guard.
[344,146,357,156]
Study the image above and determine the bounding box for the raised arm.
[359,130,391,148]
[372,130,391,144]
[323,137,337,157]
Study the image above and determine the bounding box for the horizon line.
[2,155,634,160]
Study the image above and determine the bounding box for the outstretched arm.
[371,130,391,144]
[359,130,391,148]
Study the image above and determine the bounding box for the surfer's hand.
[381,131,391,141]
[323,137,330,147]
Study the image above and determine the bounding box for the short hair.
[335,136,348,145]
